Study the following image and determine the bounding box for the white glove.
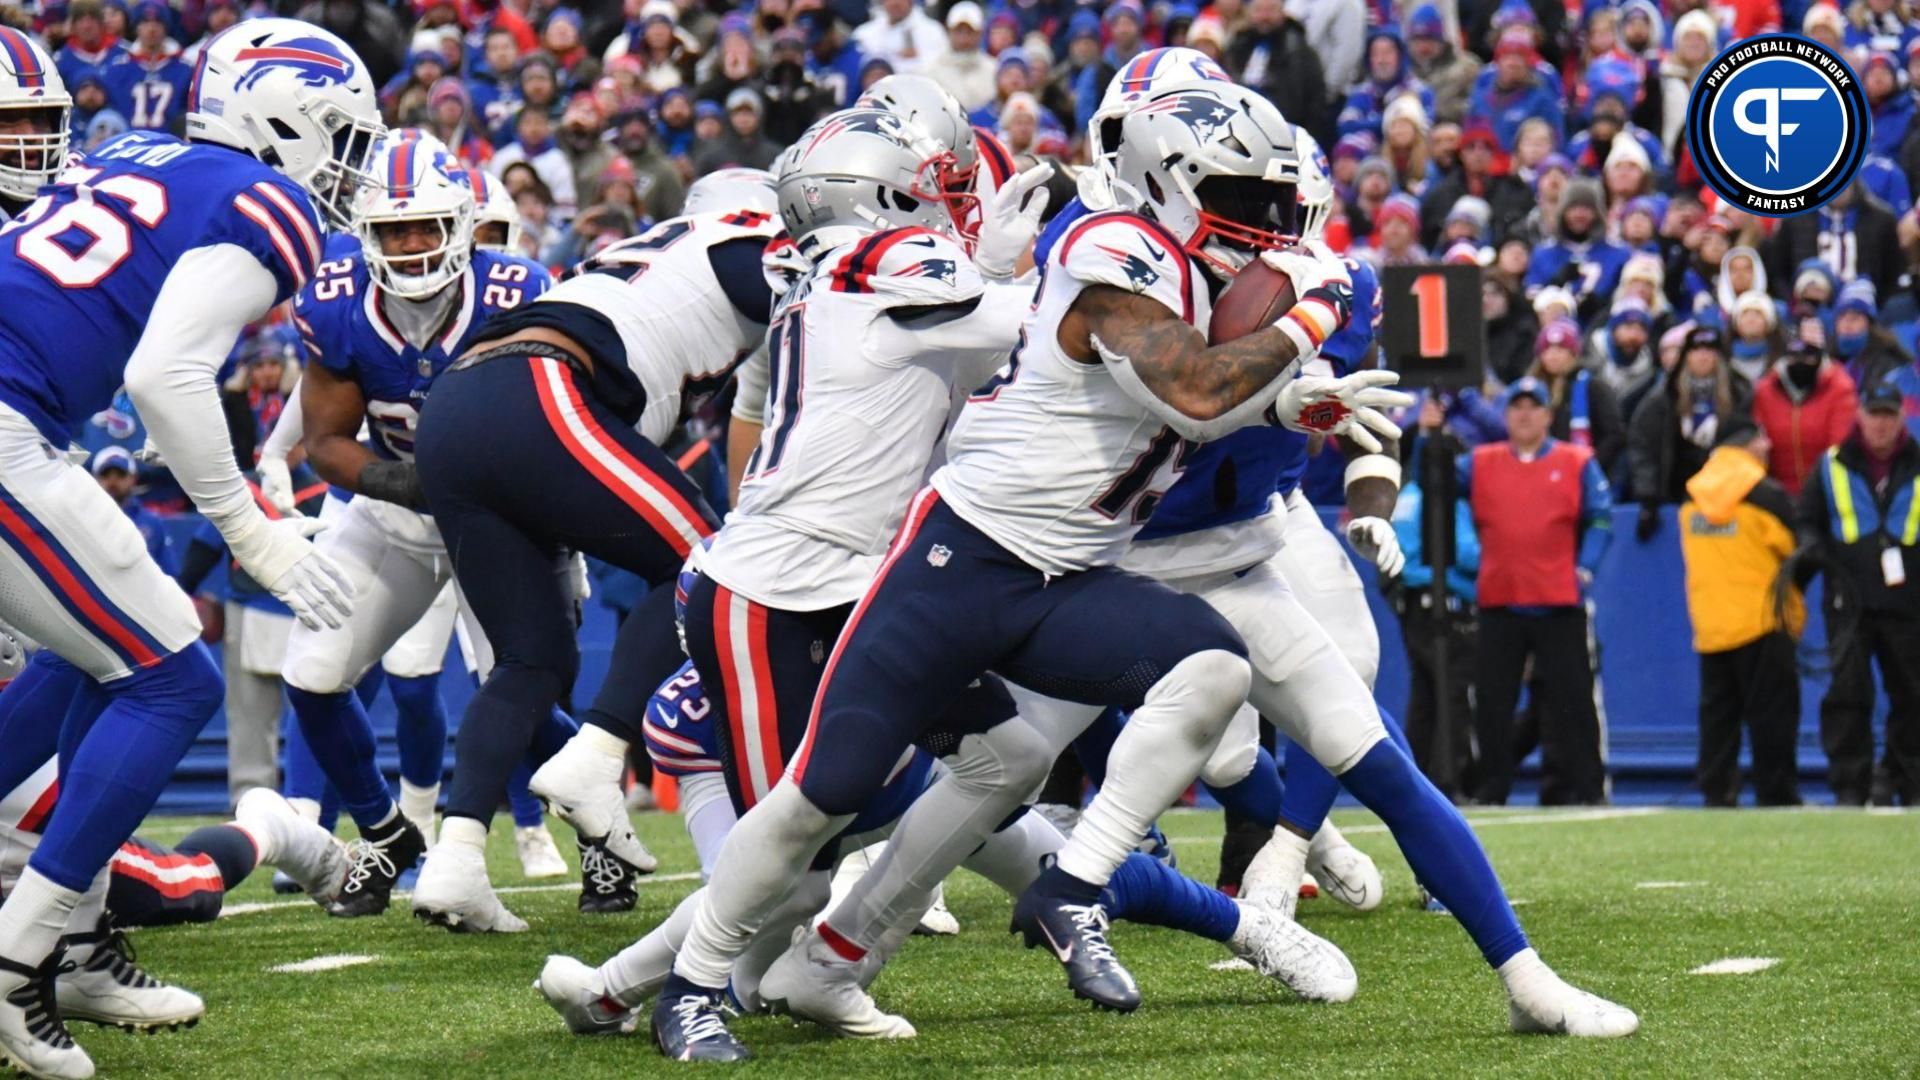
[134,436,164,468]
[1270,369,1413,454]
[972,161,1054,280]
[1263,244,1354,359]
[257,456,297,515]
[226,515,354,631]
[1347,516,1406,578]
[1260,242,1351,296]
[569,550,592,603]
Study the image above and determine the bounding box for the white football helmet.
[185,18,386,230]
[683,166,778,216]
[777,107,965,258]
[0,27,71,202]
[1113,84,1302,279]
[461,165,521,253]
[1088,47,1232,190]
[1293,126,1334,244]
[355,136,476,299]
[858,74,978,187]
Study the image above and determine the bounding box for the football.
[1207,252,1299,345]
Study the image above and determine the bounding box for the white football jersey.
[700,226,1015,610]
[932,212,1214,576]
[531,210,780,444]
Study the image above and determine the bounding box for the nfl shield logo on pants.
[927,544,952,568]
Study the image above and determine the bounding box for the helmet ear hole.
[1098,118,1123,158]
[1145,173,1164,205]
[268,117,301,141]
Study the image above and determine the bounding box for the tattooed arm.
[1062,284,1309,438]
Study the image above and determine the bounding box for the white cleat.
[1229,902,1358,1003]
[0,957,94,1080]
[55,924,203,1034]
[914,885,959,937]
[1307,840,1382,912]
[515,825,570,879]
[759,931,916,1039]
[527,738,657,873]
[411,845,528,933]
[1241,829,1309,921]
[1503,949,1638,1037]
[535,956,639,1035]
[1509,980,1640,1037]
[237,787,348,907]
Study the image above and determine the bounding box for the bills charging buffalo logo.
[1139,91,1234,142]
[897,258,958,285]
[1095,244,1161,290]
[233,36,358,91]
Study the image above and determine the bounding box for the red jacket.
[1751,362,1857,497]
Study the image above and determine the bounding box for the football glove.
[972,161,1054,281]
[1347,516,1406,578]
[257,455,297,516]
[1269,369,1411,454]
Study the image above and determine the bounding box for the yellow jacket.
[1680,446,1806,653]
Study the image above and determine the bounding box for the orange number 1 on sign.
[1411,273,1449,358]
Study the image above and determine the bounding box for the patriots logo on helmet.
[1096,244,1160,290]
[1140,92,1234,143]
[804,109,913,156]
[233,36,357,91]
[897,258,958,285]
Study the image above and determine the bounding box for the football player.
[0,20,383,1077]
[653,85,1398,1061]
[410,180,784,934]
[270,135,556,921]
[0,29,70,228]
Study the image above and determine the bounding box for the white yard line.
[1636,880,1704,890]
[219,870,702,919]
[269,954,380,973]
[1165,806,1668,845]
[1690,957,1779,976]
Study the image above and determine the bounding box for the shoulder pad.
[1055,213,1196,323]
[825,227,982,306]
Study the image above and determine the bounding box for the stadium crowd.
[9,0,1920,808]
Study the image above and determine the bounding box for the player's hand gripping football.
[972,161,1054,280]
[228,515,355,631]
[1269,370,1412,454]
[1262,242,1354,359]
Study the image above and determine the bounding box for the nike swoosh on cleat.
[1037,920,1074,964]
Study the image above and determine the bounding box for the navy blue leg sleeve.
[1069,707,1126,790]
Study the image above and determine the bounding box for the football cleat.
[576,837,643,914]
[535,956,639,1035]
[412,844,528,933]
[54,921,203,1034]
[651,977,749,1062]
[0,953,93,1080]
[1228,902,1357,1003]
[237,788,348,907]
[758,932,915,1039]
[1505,951,1639,1038]
[1307,826,1381,912]
[1241,829,1309,921]
[1010,877,1140,1013]
[913,885,959,937]
[270,871,302,895]
[515,825,569,880]
[527,739,658,876]
[327,814,428,919]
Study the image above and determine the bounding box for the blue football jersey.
[1137,256,1381,540]
[0,131,323,445]
[106,53,194,132]
[291,243,551,461]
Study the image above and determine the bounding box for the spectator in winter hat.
[1630,323,1756,512]
[1617,251,1671,325]
[1186,14,1227,62]
[1338,27,1436,141]
[609,105,686,220]
[859,55,897,91]
[1405,2,1480,123]
[1467,26,1563,152]
[1442,195,1490,246]
[1659,9,1719,159]
[515,55,564,122]
[970,46,1031,127]
[1527,179,1631,318]
[1834,280,1915,390]
[1864,52,1914,158]
[1533,284,1577,328]
[1329,131,1375,192]
[557,94,616,209]
[1531,316,1627,475]
[382,36,449,124]
[692,98,725,145]
[1618,196,1661,253]
[693,86,782,175]
[1380,92,1432,194]
[543,7,597,90]
[1570,59,1668,180]
[1420,118,1530,249]
[1601,131,1654,217]
[1726,289,1787,384]
[1509,115,1556,176]
[427,78,495,167]
[1442,239,1482,265]
[1523,153,1573,241]
[1363,193,1429,268]
[492,103,579,221]
[1752,336,1858,496]
[655,87,696,158]
[467,28,524,143]
[1429,119,1461,175]
[1594,296,1663,430]
[1345,155,1395,247]
[693,14,763,105]
[927,1,994,110]
[1714,245,1768,321]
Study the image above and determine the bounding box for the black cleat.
[327,815,428,918]
[576,837,641,914]
[651,977,749,1062]
[1010,869,1141,1013]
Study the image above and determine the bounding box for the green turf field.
[87,805,1918,1078]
